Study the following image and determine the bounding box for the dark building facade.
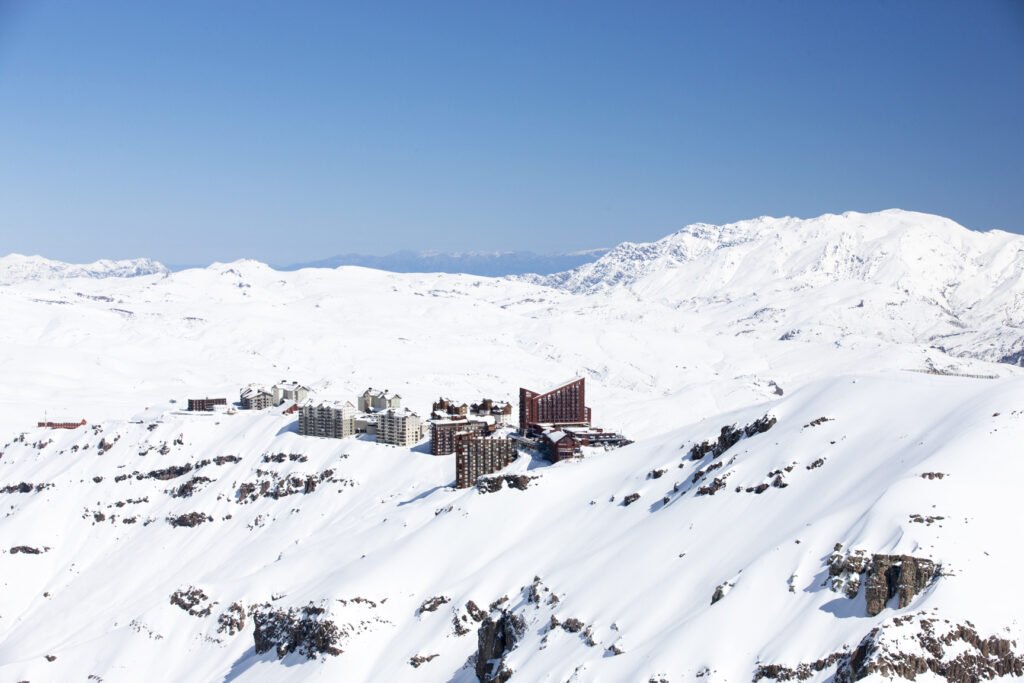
[430,419,488,455]
[187,397,227,412]
[37,419,87,430]
[454,437,519,488]
[519,377,590,431]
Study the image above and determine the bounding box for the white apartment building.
[273,381,310,406]
[376,407,422,447]
[298,400,356,439]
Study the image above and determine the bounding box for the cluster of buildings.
[518,378,631,461]
[187,376,629,490]
[432,397,513,425]
[238,381,309,411]
[298,388,424,447]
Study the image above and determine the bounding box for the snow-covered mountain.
[538,209,1024,365]
[0,254,169,284]
[281,248,610,276]
[1,209,1023,682]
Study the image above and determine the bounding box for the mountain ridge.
[0,253,169,284]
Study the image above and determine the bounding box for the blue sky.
[0,1,1022,265]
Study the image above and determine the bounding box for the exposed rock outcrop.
[418,595,451,614]
[10,545,46,555]
[252,602,343,660]
[476,610,526,682]
[166,512,212,528]
[217,602,246,635]
[477,474,537,494]
[166,476,212,499]
[687,415,776,461]
[864,555,938,617]
[827,546,938,616]
[170,586,214,617]
[834,614,1024,682]
[409,653,439,667]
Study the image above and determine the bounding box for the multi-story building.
[358,388,402,413]
[377,408,422,446]
[455,437,519,488]
[298,400,356,439]
[354,414,377,435]
[240,385,274,410]
[273,381,309,406]
[187,397,227,412]
[430,418,488,455]
[470,398,514,425]
[519,377,591,432]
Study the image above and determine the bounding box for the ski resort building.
[518,377,591,431]
[187,397,227,412]
[543,430,582,461]
[454,437,519,488]
[377,408,422,446]
[432,397,468,417]
[273,381,309,407]
[37,419,87,430]
[354,414,377,435]
[298,400,356,439]
[531,424,631,461]
[471,398,514,425]
[358,388,402,413]
[434,396,514,425]
[430,418,489,455]
[240,385,274,410]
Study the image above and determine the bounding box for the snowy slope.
[1,372,1022,682]
[0,254,169,284]
[1,209,1023,682]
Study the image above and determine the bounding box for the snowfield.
[1,210,1023,682]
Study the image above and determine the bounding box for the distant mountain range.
[0,254,168,285]
[278,249,610,276]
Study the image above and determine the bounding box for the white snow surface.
[1,209,1023,682]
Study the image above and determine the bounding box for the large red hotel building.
[518,377,591,431]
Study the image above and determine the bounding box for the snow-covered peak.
[0,253,169,284]
[543,209,1021,301]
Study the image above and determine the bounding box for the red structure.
[519,377,591,431]
[38,419,86,430]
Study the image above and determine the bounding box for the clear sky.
[0,1,1022,265]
